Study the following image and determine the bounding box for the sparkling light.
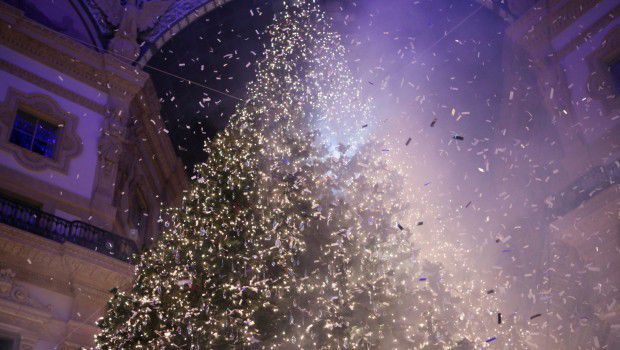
[96,1,529,349]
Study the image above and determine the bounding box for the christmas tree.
[97,1,363,347]
[97,1,527,349]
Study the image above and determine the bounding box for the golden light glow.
[96,1,528,349]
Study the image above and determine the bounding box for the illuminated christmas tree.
[97,1,528,349]
[96,1,356,347]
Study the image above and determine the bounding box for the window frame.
[0,330,20,350]
[9,107,59,159]
[0,88,81,173]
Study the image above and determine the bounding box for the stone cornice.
[506,0,603,56]
[0,59,107,115]
[0,268,52,315]
[0,2,149,99]
[0,279,109,349]
[0,223,133,294]
[0,297,53,326]
[0,163,116,227]
[0,223,134,349]
[555,4,620,60]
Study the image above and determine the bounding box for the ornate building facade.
[0,0,229,348]
[0,0,617,349]
[485,0,619,348]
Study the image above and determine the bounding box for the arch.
[137,0,233,66]
[77,0,233,64]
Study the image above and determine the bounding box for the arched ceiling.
[1,0,233,61]
[81,0,233,63]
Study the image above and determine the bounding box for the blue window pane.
[9,110,58,159]
[9,128,33,150]
[13,111,37,133]
[32,120,58,158]
[35,121,57,144]
[10,111,36,149]
[32,138,55,158]
[10,111,36,150]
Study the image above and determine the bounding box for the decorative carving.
[91,0,174,59]
[82,0,231,64]
[0,223,134,290]
[0,267,15,294]
[0,267,52,312]
[91,95,129,212]
[112,128,149,239]
[0,9,147,97]
[94,97,129,202]
[98,107,126,177]
[0,88,82,173]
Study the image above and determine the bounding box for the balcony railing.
[0,193,137,263]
